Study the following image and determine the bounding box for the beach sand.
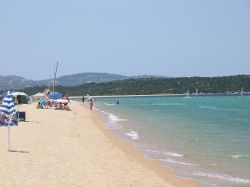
[0,103,198,187]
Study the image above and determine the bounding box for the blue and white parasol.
[0,91,17,126]
[0,91,18,151]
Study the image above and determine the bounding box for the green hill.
[18,75,250,96]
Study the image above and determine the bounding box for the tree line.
[17,75,250,96]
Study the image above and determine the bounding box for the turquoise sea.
[94,96,250,187]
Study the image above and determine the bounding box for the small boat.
[184,90,192,98]
[241,87,244,96]
[195,88,198,96]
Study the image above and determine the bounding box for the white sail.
[241,87,244,96]
[184,90,192,98]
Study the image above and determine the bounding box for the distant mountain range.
[0,73,166,90]
[0,75,35,90]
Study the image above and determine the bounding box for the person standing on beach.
[89,98,94,110]
[82,96,85,103]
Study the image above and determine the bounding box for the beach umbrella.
[11,92,28,97]
[48,92,63,100]
[40,98,46,105]
[11,92,29,104]
[33,92,45,100]
[0,91,18,151]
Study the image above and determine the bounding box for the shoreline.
[90,104,199,187]
[92,96,250,187]
[0,102,199,187]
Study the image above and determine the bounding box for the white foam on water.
[107,113,128,122]
[104,103,116,106]
[159,158,194,166]
[229,154,250,159]
[100,110,128,123]
[145,149,161,154]
[163,151,184,158]
[125,130,139,140]
[192,171,250,184]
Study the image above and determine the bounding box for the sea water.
[94,96,250,187]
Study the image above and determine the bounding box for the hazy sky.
[0,0,249,80]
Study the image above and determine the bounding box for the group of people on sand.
[37,94,97,111]
[37,98,71,111]
[55,102,71,111]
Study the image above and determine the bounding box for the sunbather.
[64,103,71,111]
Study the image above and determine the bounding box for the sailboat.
[184,90,192,98]
[195,88,198,96]
[240,87,244,96]
[52,61,59,92]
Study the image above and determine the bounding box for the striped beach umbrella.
[0,91,18,151]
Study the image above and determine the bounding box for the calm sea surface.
[94,96,250,187]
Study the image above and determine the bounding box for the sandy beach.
[0,102,198,187]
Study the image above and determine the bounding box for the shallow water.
[95,96,250,187]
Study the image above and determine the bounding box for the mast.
[48,74,51,91]
[52,61,59,92]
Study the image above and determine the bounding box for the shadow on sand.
[21,120,40,124]
[8,150,29,154]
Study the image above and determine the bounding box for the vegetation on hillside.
[16,75,250,96]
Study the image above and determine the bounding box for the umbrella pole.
[7,126,10,151]
[17,104,20,121]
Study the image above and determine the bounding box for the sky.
[0,0,249,80]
